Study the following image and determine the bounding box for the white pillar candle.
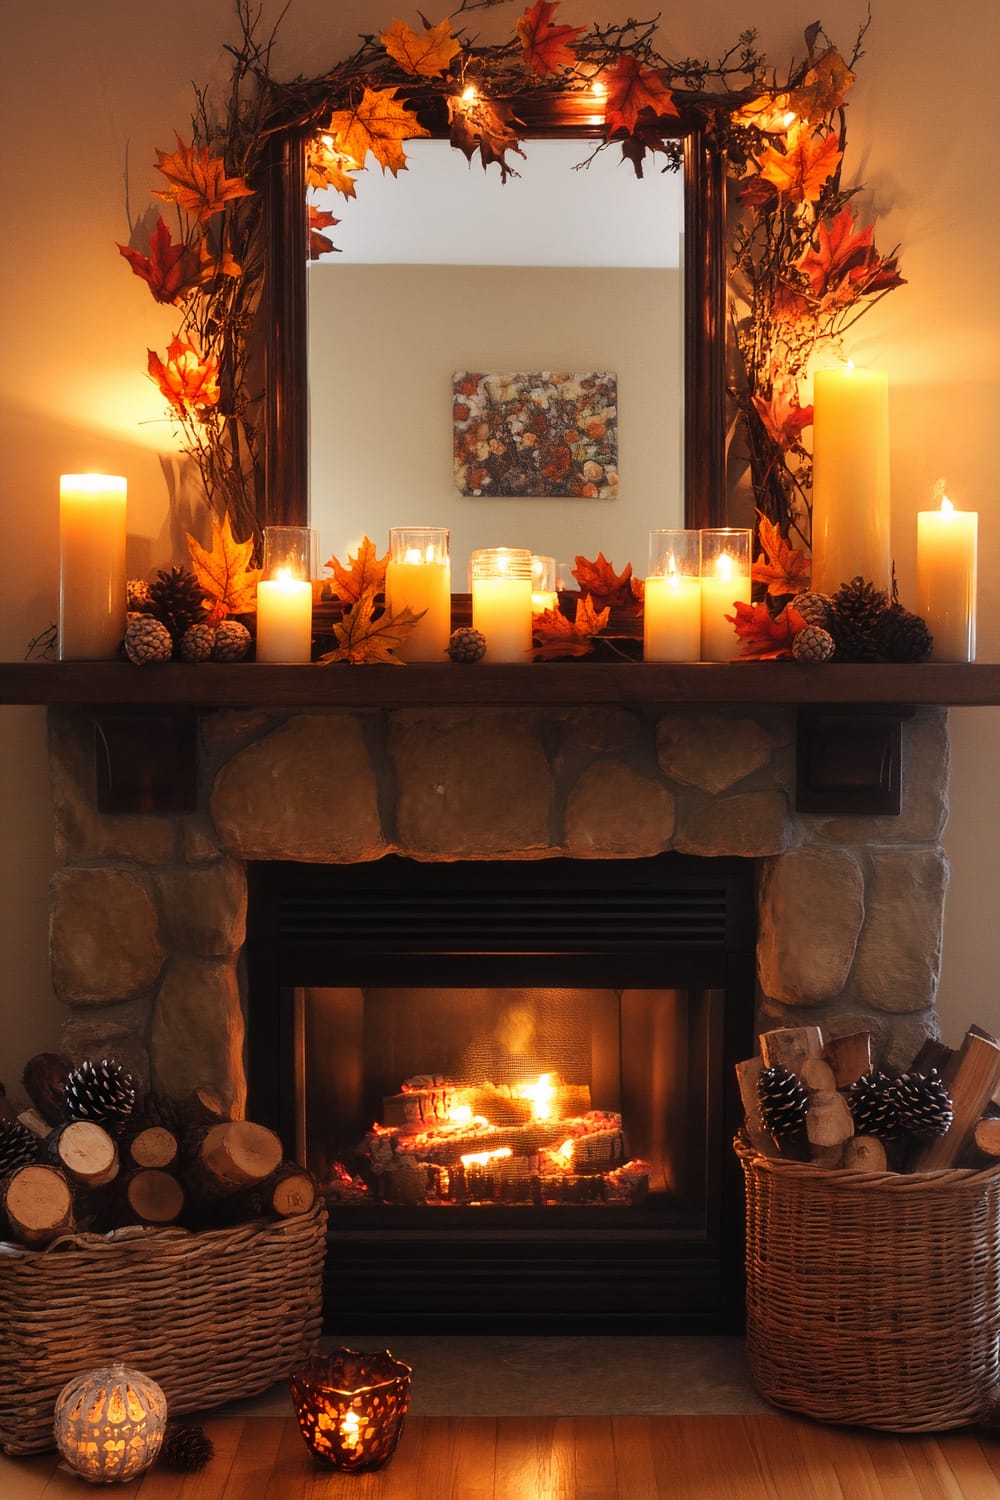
[58,474,127,660]
[699,531,751,661]
[811,364,891,594]
[256,571,313,662]
[471,548,533,662]
[916,496,978,662]
[385,528,451,661]
[643,573,702,660]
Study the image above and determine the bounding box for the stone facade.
[46,703,951,1113]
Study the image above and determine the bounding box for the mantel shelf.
[2,659,1000,710]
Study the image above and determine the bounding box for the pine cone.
[0,1117,40,1176]
[213,618,252,662]
[448,627,487,663]
[829,576,889,663]
[147,567,207,642]
[124,615,174,664]
[873,603,934,664]
[848,1069,901,1139]
[180,621,217,662]
[757,1063,809,1143]
[160,1424,214,1472]
[792,624,836,663]
[891,1068,953,1139]
[64,1058,137,1134]
[127,578,152,612]
[793,592,834,632]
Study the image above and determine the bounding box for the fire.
[515,1072,555,1120]
[447,1104,474,1125]
[460,1147,513,1168]
[554,1138,575,1168]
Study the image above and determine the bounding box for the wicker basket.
[0,1200,327,1455]
[736,1136,1000,1431]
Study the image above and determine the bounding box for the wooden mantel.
[3,659,1000,709]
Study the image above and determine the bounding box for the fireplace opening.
[246,853,755,1335]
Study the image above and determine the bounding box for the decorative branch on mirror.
[119,0,903,572]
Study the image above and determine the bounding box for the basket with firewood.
[0,1054,327,1456]
[735,1023,1000,1432]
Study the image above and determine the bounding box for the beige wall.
[2,0,998,1098]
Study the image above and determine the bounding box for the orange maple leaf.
[118,218,203,305]
[186,513,261,623]
[381,17,461,76]
[147,335,220,417]
[321,584,423,664]
[727,600,806,659]
[306,132,360,197]
[752,516,811,597]
[757,125,842,205]
[603,55,678,138]
[515,0,585,76]
[153,136,254,224]
[327,86,431,177]
[532,595,610,660]
[324,536,388,604]
[752,376,814,450]
[571,552,636,613]
[447,95,525,181]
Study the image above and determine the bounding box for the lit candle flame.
[340,1409,364,1452]
[714,552,735,582]
[941,495,955,516]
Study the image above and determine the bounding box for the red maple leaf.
[727,601,806,659]
[603,55,678,138]
[752,376,814,450]
[515,0,585,76]
[796,205,875,295]
[117,218,205,305]
[307,204,340,260]
[571,552,636,612]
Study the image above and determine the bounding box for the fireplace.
[246,853,755,1333]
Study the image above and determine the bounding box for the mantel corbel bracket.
[795,705,914,816]
[91,707,198,815]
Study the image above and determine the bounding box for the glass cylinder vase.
[470,548,533,662]
[643,530,701,662]
[385,526,451,661]
[699,528,752,662]
[256,525,315,663]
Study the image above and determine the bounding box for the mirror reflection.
[306,137,685,583]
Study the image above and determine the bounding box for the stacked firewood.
[737,1023,1000,1172]
[0,1052,317,1248]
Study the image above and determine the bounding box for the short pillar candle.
[256,526,314,663]
[471,548,533,661]
[58,474,127,660]
[643,530,701,661]
[916,495,978,661]
[385,527,451,661]
[699,529,751,661]
[810,364,891,593]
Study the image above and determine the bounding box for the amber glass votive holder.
[289,1349,412,1472]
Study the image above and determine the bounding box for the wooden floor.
[4,1413,1000,1499]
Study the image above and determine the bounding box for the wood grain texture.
[3,1413,1000,1498]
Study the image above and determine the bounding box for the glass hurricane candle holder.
[385,526,451,661]
[289,1349,412,1473]
[643,530,701,661]
[470,547,533,661]
[530,554,559,616]
[256,526,315,663]
[699,528,752,661]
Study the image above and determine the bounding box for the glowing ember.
[447,1104,474,1125]
[460,1147,513,1168]
[515,1072,555,1120]
[554,1139,575,1168]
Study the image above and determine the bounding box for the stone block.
[211,714,386,862]
[61,997,153,1091]
[850,849,950,1013]
[154,857,247,957]
[656,713,778,794]
[675,791,791,857]
[564,762,674,856]
[48,708,177,865]
[50,868,165,1006]
[150,954,246,1118]
[758,847,864,1006]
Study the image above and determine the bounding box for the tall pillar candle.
[699,529,751,661]
[916,496,978,661]
[810,364,891,593]
[58,474,127,660]
[643,530,701,661]
[471,548,533,662]
[385,527,451,661]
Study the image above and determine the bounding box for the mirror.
[260,96,728,560]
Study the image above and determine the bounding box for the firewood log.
[117,1168,185,1225]
[735,1057,776,1156]
[805,1089,854,1168]
[910,1031,1000,1171]
[799,1057,837,1094]
[843,1135,889,1172]
[48,1120,119,1189]
[126,1126,179,1172]
[2,1162,75,1246]
[823,1032,873,1090]
[191,1121,284,1197]
[759,1027,824,1075]
[973,1117,1000,1159]
[21,1052,70,1128]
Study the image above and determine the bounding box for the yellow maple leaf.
[324,536,388,604]
[322,584,424,664]
[326,85,431,177]
[788,47,855,122]
[153,136,254,224]
[381,17,461,76]
[186,513,261,622]
[758,125,842,205]
[752,515,811,597]
[307,132,360,197]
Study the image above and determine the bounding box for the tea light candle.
[58,474,127,660]
[471,548,533,662]
[385,527,451,661]
[530,555,559,616]
[700,529,751,661]
[916,495,978,661]
[644,530,701,661]
[256,569,313,662]
[811,364,891,593]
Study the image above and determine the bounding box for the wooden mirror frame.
[258,94,728,538]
